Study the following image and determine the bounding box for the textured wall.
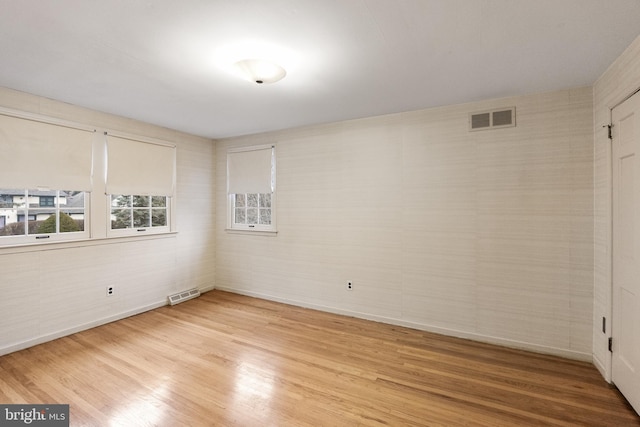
[216,87,594,360]
[0,87,216,355]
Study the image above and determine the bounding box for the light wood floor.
[0,291,638,426]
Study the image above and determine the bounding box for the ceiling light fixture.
[234,59,286,84]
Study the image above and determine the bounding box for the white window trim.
[0,189,90,247]
[226,144,277,233]
[0,108,179,248]
[106,195,172,238]
[226,192,277,234]
[104,131,177,238]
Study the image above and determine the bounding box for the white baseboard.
[0,300,167,357]
[199,284,216,293]
[1,284,216,357]
[215,286,592,362]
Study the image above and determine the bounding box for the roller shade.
[0,113,94,191]
[227,146,274,194]
[106,134,176,196]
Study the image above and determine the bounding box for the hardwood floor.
[0,290,638,426]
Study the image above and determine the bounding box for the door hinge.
[608,337,613,352]
[604,124,613,140]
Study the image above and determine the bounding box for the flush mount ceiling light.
[234,59,287,84]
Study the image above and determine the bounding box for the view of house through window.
[0,189,85,237]
[110,195,168,230]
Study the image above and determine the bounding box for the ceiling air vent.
[469,107,515,131]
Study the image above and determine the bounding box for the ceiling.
[1,0,640,139]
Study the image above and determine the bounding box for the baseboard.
[199,284,216,293]
[1,284,217,357]
[0,300,168,357]
[215,286,592,362]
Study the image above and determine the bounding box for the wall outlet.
[347,282,353,291]
[106,286,114,296]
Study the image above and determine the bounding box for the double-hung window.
[0,189,86,239]
[110,195,168,230]
[227,144,276,232]
[105,133,175,236]
[0,110,177,246]
[0,110,93,245]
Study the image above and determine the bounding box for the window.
[110,195,168,230]
[233,193,272,226]
[0,110,94,246]
[105,132,176,236]
[0,189,88,244]
[39,196,55,207]
[227,145,276,232]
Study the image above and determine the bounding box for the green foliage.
[37,212,81,234]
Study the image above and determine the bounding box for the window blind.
[105,134,176,196]
[0,113,94,191]
[227,146,274,194]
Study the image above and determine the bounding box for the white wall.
[216,87,594,360]
[0,87,216,355]
[593,34,640,380]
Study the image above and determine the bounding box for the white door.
[612,90,640,415]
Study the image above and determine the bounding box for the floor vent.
[168,288,201,306]
[469,107,515,131]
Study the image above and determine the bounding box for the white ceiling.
[1,0,640,139]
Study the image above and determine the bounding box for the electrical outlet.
[347,282,353,291]
[106,286,114,296]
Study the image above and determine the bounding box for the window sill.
[0,231,178,255]
[225,228,277,237]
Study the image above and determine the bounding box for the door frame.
[609,87,640,406]
[606,87,640,383]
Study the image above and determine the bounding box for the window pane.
[152,196,166,207]
[110,194,168,232]
[31,212,56,234]
[39,196,55,207]
[112,195,131,207]
[0,189,22,236]
[0,193,14,208]
[235,208,246,224]
[60,212,83,233]
[259,208,271,225]
[259,193,271,208]
[0,189,87,240]
[246,208,258,224]
[235,194,246,208]
[62,191,85,232]
[133,209,150,227]
[247,193,258,208]
[111,209,131,229]
[133,195,150,207]
[0,220,24,236]
[152,209,166,227]
[25,218,38,234]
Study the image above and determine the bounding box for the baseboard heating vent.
[469,107,516,131]
[168,288,201,306]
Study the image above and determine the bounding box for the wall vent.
[168,288,201,306]
[469,107,515,131]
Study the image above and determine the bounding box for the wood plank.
[0,290,637,426]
